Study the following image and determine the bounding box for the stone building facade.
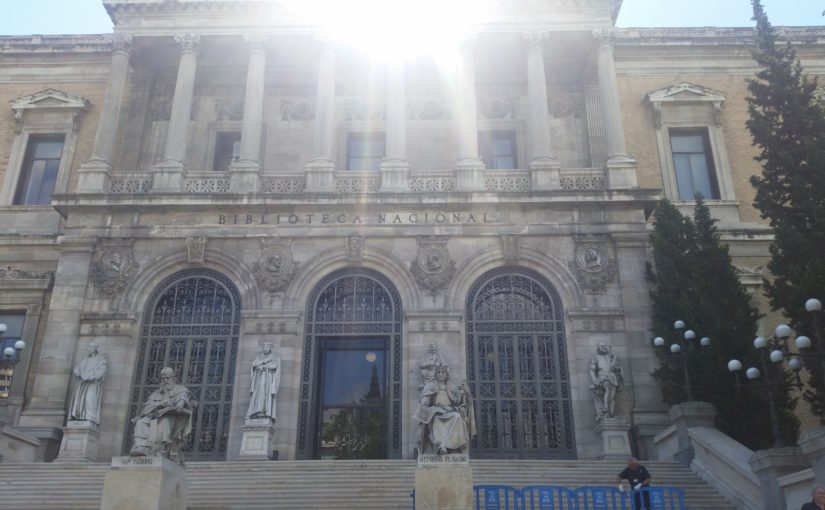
[0,0,823,463]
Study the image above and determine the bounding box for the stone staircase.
[0,459,735,509]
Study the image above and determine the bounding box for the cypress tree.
[748,0,825,421]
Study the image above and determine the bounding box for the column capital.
[174,33,201,55]
[593,28,616,49]
[523,31,549,51]
[243,33,270,53]
[111,34,132,55]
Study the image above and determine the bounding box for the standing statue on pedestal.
[589,342,623,421]
[130,367,196,461]
[246,343,281,420]
[68,342,107,424]
[413,362,476,456]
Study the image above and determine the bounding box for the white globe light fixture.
[769,350,784,363]
[753,336,768,349]
[805,298,822,312]
[700,337,711,347]
[727,359,743,372]
[13,340,25,351]
[653,337,665,347]
[775,324,792,338]
[795,336,812,349]
[670,344,682,354]
[0,323,7,334]
[2,347,14,358]
[746,367,761,380]
[684,330,696,340]
[674,320,685,330]
[788,357,803,371]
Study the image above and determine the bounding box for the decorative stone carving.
[567,239,617,293]
[409,98,450,120]
[93,243,138,297]
[500,234,521,264]
[346,236,365,263]
[149,83,175,121]
[478,97,516,119]
[186,237,206,264]
[417,343,448,390]
[280,98,315,121]
[111,34,132,54]
[589,342,623,422]
[253,239,297,293]
[214,97,244,121]
[0,266,54,280]
[129,367,196,462]
[10,88,90,134]
[413,359,476,457]
[246,343,281,420]
[174,33,201,55]
[68,342,107,424]
[341,97,385,121]
[411,237,456,295]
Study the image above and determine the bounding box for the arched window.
[126,269,241,461]
[297,268,402,460]
[466,268,575,459]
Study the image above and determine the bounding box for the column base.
[76,160,113,193]
[605,156,638,189]
[152,160,186,192]
[55,420,99,462]
[101,456,188,510]
[380,160,410,191]
[238,418,276,460]
[229,161,262,192]
[454,158,485,192]
[529,158,561,190]
[595,417,633,460]
[415,454,473,510]
[304,159,336,192]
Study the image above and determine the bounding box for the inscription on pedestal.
[112,455,162,467]
[418,454,469,465]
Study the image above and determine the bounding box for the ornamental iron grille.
[126,269,241,461]
[297,268,402,460]
[466,267,576,459]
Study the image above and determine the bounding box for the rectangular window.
[346,133,385,171]
[14,135,65,205]
[480,131,517,169]
[0,312,26,398]
[213,132,242,172]
[670,129,720,200]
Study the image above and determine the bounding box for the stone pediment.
[11,89,91,113]
[645,82,726,105]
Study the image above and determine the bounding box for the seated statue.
[130,367,196,461]
[413,363,476,456]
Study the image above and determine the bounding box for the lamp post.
[793,298,825,390]
[0,322,26,370]
[653,320,712,401]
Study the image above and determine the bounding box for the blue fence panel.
[475,485,521,510]
[631,487,686,510]
[571,486,628,510]
[520,485,574,510]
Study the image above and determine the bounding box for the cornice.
[614,27,825,47]
[0,34,113,54]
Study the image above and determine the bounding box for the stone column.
[77,35,132,193]
[230,33,269,192]
[454,36,485,191]
[524,31,560,190]
[153,33,200,192]
[380,58,410,191]
[18,236,96,458]
[594,29,637,189]
[305,38,337,192]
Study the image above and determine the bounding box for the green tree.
[647,197,798,448]
[747,0,825,421]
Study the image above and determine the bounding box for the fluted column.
[380,57,410,191]
[454,36,485,191]
[524,31,561,190]
[77,35,132,193]
[230,33,269,192]
[153,33,200,192]
[595,29,637,188]
[305,38,337,192]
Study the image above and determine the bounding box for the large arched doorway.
[126,269,241,461]
[466,267,575,459]
[297,268,402,460]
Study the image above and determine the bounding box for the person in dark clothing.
[801,484,825,510]
[617,457,652,510]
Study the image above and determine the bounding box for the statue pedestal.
[238,418,276,460]
[415,454,474,510]
[595,418,633,459]
[55,420,99,462]
[100,456,187,510]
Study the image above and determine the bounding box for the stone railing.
[483,170,531,192]
[409,173,456,192]
[108,174,154,193]
[559,168,606,191]
[335,172,381,193]
[184,173,231,193]
[262,175,306,193]
[688,427,762,510]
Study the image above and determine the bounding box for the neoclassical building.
[0,0,822,464]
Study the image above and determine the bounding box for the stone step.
[0,459,736,509]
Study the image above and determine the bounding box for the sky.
[0,0,820,35]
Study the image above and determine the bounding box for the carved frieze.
[0,266,54,280]
[341,98,385,121]
[253,239,297,293]
[214,97,244,121]
[280,98,315,121]
[409,98,450,120]
[478,97,517,119]
[186,237,207,264]
[92,242,138,297]
[410,237,456,295]
[567,238,617,294]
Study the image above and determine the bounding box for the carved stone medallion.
[411,237,456,295]
[93,244,138,297]
[346,236,364,264]
[568,239,617,294]
[187,237,207,264]
[253,239,297,293]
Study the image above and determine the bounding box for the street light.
[792,298,825,391]
[653,320,712,401]
[0,323,26,370]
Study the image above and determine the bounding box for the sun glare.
[285,0,491,59]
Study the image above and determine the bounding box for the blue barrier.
[633,487,686,510]
[571,486,628,510]
[475,485,521,510]
[521,485,574,510]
